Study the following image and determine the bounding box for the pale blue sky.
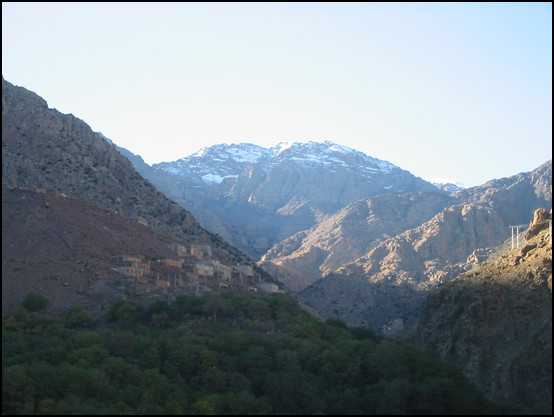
[2,2,552,186]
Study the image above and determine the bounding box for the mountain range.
[121,140,439,259]
[5,73,549,332]
[119,138,551,331]
[2,76,551,413]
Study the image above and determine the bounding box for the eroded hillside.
[2,77,274,314]
[262,161,551,332]
[1,77,254,267]
[415,209,552,414]
[298,202,511,330]
[2,188,269,315]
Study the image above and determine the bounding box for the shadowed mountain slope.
[415,209,552,414]
[2,77,270,312]
[2,77,255,265]
[2,187,177,313]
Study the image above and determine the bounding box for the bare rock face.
[298,203,510,330]
[260,161,551,332]
[259,191,454,292]
[2,77,201,241]
[414,210,552,414]
[525,208,551,240]
[452,160,552,226]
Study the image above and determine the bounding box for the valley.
[120,133,552,333]
[2,76,551,414]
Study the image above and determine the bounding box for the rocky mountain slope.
[297,202,510,330]
[2,77,271,312]
[414,209,552,415]
[261,161,552,331]
[452,159,552,226]
[2,187,173,313]
[124,140,439,258]
[2,77,259,263]
[6,74,550,347]
[115,120,551,335]
[259,191,455,292]
[2,78,195,242]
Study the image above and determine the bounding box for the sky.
[2,2,552,187]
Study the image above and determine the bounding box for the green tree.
[145,300,171,321]
[219,390,272,414]
[203,293,226,322]
[174,293,203,317]
[66,346,109,369]
[2,365,36,414]
[105,299,144,328]
[190,399,217,415]
[59,305,94,328]
[139,346,161,369]
[376,377,415,414]
[238,345,273,396]
[21,293,49,312]
[2,292,509,415]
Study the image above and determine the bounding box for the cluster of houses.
[110,243,281,294]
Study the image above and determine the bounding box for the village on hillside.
[109,240,281,298]
[22,188,282,307]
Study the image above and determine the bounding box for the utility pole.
[509,224,528,249]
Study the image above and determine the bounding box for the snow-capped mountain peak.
[185,142,271,164]
[264,140,399,174]
[154,140,405,186]
[155,143,273,183]
[429,178,468,193]
[272,141,295,155]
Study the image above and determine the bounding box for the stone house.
[194,261,215,277]
[235,264,254,277]
[193,259,233,281]
[191,244,212,258]
[111,255,141,265]
[114,265,146,278]
[168,243,188,257]
[111,255,151,276]
[217,263,233,281]
[158,258,182,268]
[130,216,149,227]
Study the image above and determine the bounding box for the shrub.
[21,293,49,312]
[59,306,95,329]
[105,299,144,328]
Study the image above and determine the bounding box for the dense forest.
[3,291,509,415]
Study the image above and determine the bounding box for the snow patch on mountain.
[154,140,403,185]
[429,178,468,193]
[273,141,295,155]
[201,173,239,185]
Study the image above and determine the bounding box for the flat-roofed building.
[168,243,188,257]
